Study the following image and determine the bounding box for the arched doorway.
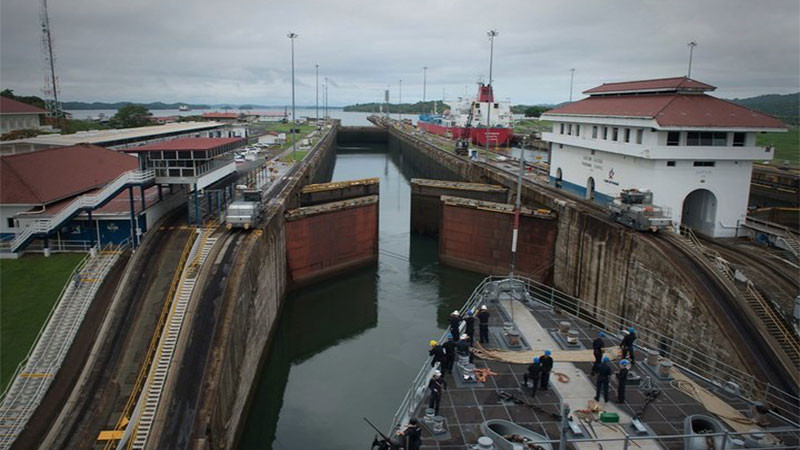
[586,177,595,200]
[682,189,717,236]
[555,168,563,188]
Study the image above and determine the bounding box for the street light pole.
[288,32,298,162]
[398,79,403,121]
[423,66,428,104]
[569,68,575,102]
[324,77,328,118]
[687,41,698,77]
[485,29,498,154]
[315,64,319,122]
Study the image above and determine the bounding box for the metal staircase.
[678,226,800,369]
[777,232,800,259]
[0,244,125,449]
[10,170,155,253]
[126,224,218,449]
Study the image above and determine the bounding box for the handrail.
[11,169,155,252]
[0,248,94,402]
[389,275,800,436]
[679,225,800,373]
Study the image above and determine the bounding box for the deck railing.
[389,275,800,435]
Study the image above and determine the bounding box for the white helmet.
[433,370,442,377]
[481,305,488,310]
[452,310,460,315]
[460,333,468,340]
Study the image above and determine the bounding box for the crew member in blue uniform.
[539,349,553,390]
[477,305,490,344]
[616,359,630,403]
[523,356,543,397]
[464,309,476,346]
[448,310,462,340]
[621,327,637,364]
[594,356,613,403]
[428,340,445,368]
[428,370,447,415]
[591,331,605,376]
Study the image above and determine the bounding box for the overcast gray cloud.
[1,0,798,106]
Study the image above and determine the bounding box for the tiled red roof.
[123,137,246,152]
[583,77,715,94]
[201,112,239,119]
[0,96,48,114]
[545,94,786,129]
[0,144,137,205]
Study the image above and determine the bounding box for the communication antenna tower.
[40,0,63,127]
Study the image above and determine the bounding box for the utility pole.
[509,137,525,278]
[315,64,319,122]
[324,77,328,118]
[485,29,499,154]
[423,66,428,103]
[569,68,575,102]
[687,41,698,78]
[398,79,402,121]
[288,32,298,162]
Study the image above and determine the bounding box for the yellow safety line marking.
[19,373,51,378]
[96,430,125,441]
[81,279,100,283]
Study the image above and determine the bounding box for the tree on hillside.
[109,104,152,128]
[1,89,48,110]
[524,106,548,117]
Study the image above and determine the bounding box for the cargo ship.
[417,83,513,147]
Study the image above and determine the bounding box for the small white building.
[541,76,786,238]
[0,97,48,135]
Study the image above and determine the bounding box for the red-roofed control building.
[0,97,48,134]
[201,112,241,123]
[541,76,787,237]
[0,145,173,253]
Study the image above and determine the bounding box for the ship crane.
[455,101,475,156]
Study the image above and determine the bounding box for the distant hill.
[727,92,799,125]
[343,101,450,114]
[61,101,211,110]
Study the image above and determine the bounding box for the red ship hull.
[417,121,512,147]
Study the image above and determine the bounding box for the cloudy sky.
[1,0,798,106]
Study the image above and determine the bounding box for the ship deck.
[407,286,799,449]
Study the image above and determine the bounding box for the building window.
[575,124,581,136]
[733,132,746,147]
[693,161,715,167]
[493,103,498,109]
[559,144,563,149]
[612,127,619,141]
[592,126,598,139]
[667,161,676,167]
[6,218,14,228]
[687,131,728,146]
[560,123,564,134]
[636,129,643,144]
[567,124,572,136]
[667,132,680,146]
[624,128,631,143]
[603,127,608,140]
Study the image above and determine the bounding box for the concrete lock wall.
[200,125,339,449]
[386,126,750,374]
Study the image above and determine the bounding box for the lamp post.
[288,32,298,162]
[315,64,319,121]
[423,66,428,104]
[324,77,328,118]
[569,68,575,102]
[687,41,698,77]
[485,30,498,153]
[398,79,402,121]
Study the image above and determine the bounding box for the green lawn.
[513,119,554,134]
[0,253,85,390]
[757,126,799,167]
